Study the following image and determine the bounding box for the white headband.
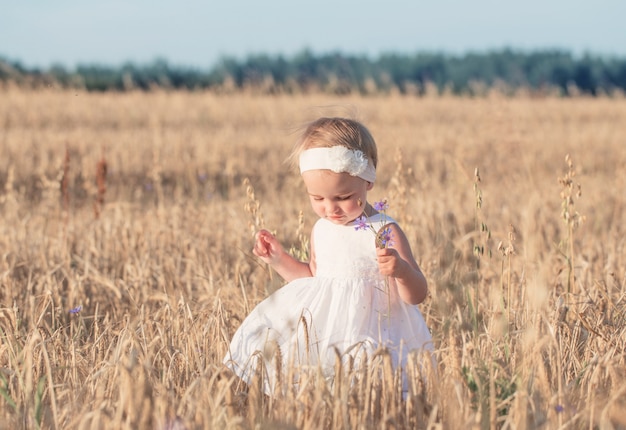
[299,146,376,183]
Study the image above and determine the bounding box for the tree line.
[2,48,625,96]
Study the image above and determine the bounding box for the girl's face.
[301,169,373,225]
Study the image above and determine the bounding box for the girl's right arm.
[253,229,313,282]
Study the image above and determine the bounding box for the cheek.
[343,200,361,214]
[310,200,325,215]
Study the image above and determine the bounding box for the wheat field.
[0,87,625,429]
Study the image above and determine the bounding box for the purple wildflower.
[555,405,564,413]
[354,215,368,231]
[378,227,394,248]
[69,305,82,314]
[374,200,389,212]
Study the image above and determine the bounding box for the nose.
[325,201,340,215]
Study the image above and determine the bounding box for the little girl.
[224,117,433,394]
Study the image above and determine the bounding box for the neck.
[362,203,378,218]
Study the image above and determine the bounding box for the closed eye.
[338,195,352,201]
[310,195,351,201]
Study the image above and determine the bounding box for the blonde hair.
[289,117,378,170]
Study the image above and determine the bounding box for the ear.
[366,181,374,191]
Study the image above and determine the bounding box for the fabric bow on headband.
[299,146,377,183]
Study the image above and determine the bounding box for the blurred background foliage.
[2,48,626,96]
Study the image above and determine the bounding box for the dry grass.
[0,87,625,429]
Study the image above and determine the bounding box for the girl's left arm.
[376,223,428,305]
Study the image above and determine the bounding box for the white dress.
[223,213,433,393]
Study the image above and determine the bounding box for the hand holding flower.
[376,247,410,278]
[375,223,429,305]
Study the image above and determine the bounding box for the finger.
[255,229,271,245]
[253,239,269,256]
[260,237,274,253]
[259,232,276,247]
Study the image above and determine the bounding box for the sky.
[1,0,625,70]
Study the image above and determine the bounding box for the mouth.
[327,215,344,221]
